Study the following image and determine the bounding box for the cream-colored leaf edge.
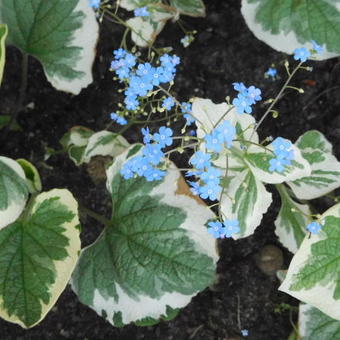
[0,189,81,328]
[279,203,340,321]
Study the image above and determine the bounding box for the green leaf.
[0,0,99,94]
[0,24,7,85]
[0,189,81,328]
[0,156,28,229]
[16,158,42,194]
[72,146,217,326]
[241,0,340,59]
[275,184,310,253]
[299,304,340,340]
[280,203,340,321]
[220,167,272,238]
[170,0,205,17]
[288,130,340,200]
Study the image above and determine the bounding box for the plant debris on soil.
[1,0,339,339]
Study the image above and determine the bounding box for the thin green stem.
[79,204,111,227]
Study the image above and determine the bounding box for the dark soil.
[1,0,340,339]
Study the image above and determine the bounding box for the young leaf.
[244,144,311,184]
[275,184,310,253]
[220,167,272,239]
[16,158,42,194]
[288,130,340,200]
[127,7,174,47]
[0,0,99,94]
[72,146,218,326]
[279,203,340,321]
[0,156,28,230]
[169,0,205,17]
[299,304,340,340]
[241,0,340,59]
[0,24,7,85]
[83,131,130,163]
[0,189,81,328]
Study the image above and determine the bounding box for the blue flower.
[144,168,166,181]
[201,167,221,185]
[199,182,221,201]
[190,151,211,170]
[265,67,277,79]
[311,40,323,55]
[116,66,130,80]
[272,137,293,158]
[153,126,173,148]
[162,97,175,110]
[294,47,311,62]
[134,6,149,17]
[247,86,262,104]
[216,121,236,148]
[184,113,195,125]
[88,0,100,8]
[136,63,153,77]
[121,163,134,179]
[204,132,223,152]
[207,221,225,238]
[307,221,322,234]
[124,53,137,68]
[223,219,240,238]
[232,94,252,114]
[113,48,126,60]
[124,96,139,110]
[141,127,151,144]
[142,144,164,165]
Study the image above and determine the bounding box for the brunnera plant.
[1,0,340,337]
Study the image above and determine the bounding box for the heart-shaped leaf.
[241,0,340,59]
[280,203,340,321]
[0,189,81,328]
[0,0,99,94]
[72,146,217,326]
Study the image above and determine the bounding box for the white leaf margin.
[279,203,340,321]
[240,0,340,61]
[81,147,219,326]
[0,156,27,230]
[220,168,272,239]
[0,189,81,328]
[46,0,99,94]
[83,131,130,163]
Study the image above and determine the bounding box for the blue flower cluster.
[207,219,240,239]
[120,126,173,181]
[269,137,294,173]
[111,49,180,111]
[188,121,236,201]
[232,82,262,114]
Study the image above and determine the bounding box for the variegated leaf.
[72,146,217,326]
